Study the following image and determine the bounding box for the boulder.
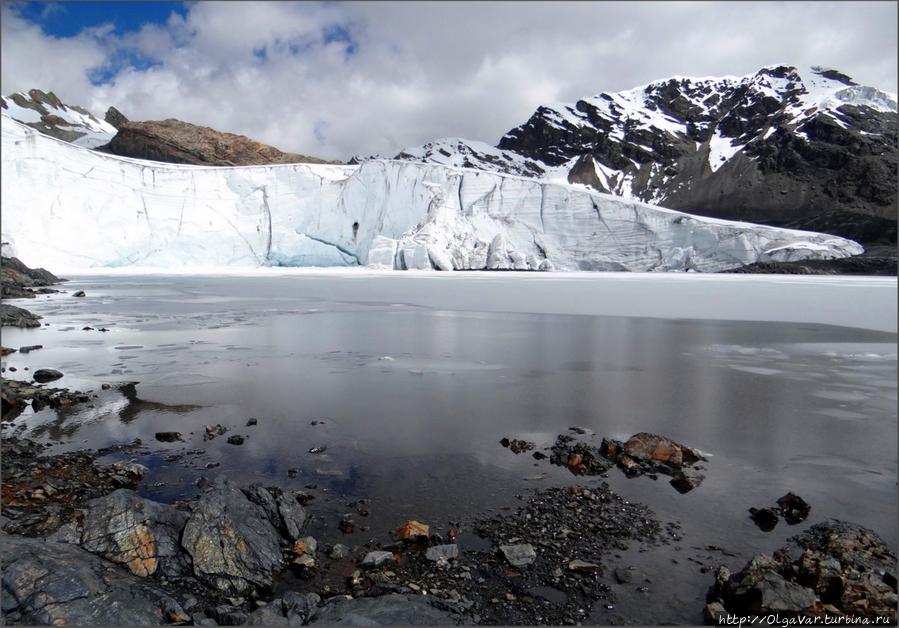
[181,476,285,593]
[708,521,897,623]
[246,592,321,625]
[623,432,702,467]
[31,369,63,383]
[0,304,41,328]
[80,489,189,578]
[1,535,185,625]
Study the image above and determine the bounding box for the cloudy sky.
[2,1,896,160]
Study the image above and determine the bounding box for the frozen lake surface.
[2,270,896,623]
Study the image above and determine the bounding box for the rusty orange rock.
[123,524,158,577]
[394,520,429,540]
[568,453,583,468]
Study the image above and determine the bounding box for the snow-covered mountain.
[1,115,861,272]
[0,89,117,148]
[392,65,898,243]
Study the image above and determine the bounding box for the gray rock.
[80,489,189,578]
[209,604,248,626]
[277,492,308,541]
[181,476,285,593]
[499,543,536,567]
[241,485,307,542]
[246,592,320,626]
[0,304,41,328]
[329,543,349,560]
[32,369,63,383]
[309,593,466,625]
[361,551,396,567]
[1,535,185,625]
[426,544,459,562]
[46,521,82,544]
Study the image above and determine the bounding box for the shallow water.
[2,271,896,624]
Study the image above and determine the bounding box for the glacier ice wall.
[1,115,863,272]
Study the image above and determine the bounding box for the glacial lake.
[2,270,896,624]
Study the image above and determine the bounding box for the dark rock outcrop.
[394,65,897,248]
[1,535,186,625]
[1,89,114,145]
[1,256,63,299]
[707,520,897,623]
[0,304,41,328]
[79,490,190,578]
[246,592,321,625]
[181,476,287,593]
[100,118,339,166]
[496,66,897,244]
[104,106,129,129]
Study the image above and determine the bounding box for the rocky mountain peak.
[395,64,897,244]
[99,118,341,166]
[0,88,117,148]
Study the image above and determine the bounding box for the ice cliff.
[1,115,863,272]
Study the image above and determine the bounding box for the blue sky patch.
[11,1,189,38]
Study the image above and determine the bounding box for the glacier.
[1,115,863,273]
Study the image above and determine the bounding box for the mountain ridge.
[392,64,898,244]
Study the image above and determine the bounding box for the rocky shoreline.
[1,257,896,625]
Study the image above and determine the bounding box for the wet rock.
[1,535,185,625]
[154,431,182,442]
[703,601,727,624]
[0,346,16,356]
[246,418,258,426]
[500,438,535,454]
[426,544,460,562]
[395,520,429,541]
[708,521,897,623]
[226,435,245,446]
[246,592,321,625]
[277,493,309,541]
[72,290,86,297]
[339,515,355,534]
[623,432,702,467]
[209,604,248,625]
[80,489,190,578]
[18,345,42,354]
[749,507,780,531]
[329,544,349,560]
[568,559,600,573]
[308,445,327,454]
[32,368,63,383]
[499,543,536,568]
[361,551,396,568]
[181,476,285,593]
[777,492,811,525]
[549,435,612,475]
[614,566,635,584]
[308,593,466,625]
[669,468,705,493]
[0,304,41,328]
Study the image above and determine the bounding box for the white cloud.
[2,1,896,161]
